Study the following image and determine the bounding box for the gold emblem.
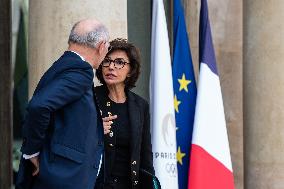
[109,131,113,137]
[106,101,111,106]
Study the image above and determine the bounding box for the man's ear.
[98,41,105,55]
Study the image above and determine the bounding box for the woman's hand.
[102,115,117,134]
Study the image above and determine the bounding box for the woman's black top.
[106,97,131,177]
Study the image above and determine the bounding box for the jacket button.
[109,143,114,147]
[133,171,137,175]
[134,180,139,185]
[109,131,113,137]
[132,161,136,165]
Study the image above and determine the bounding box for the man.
[16,18,110,189]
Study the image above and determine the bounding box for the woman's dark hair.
[96,38,141,90]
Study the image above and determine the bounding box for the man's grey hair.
[68,22,109,49]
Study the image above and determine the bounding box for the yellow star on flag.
[178,73,191,92]
[176,146,186,165]
[174,95,181,113]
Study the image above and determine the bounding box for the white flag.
[150,0,178,188]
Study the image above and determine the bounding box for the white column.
[28,0,127,95]
[244,0,284,188]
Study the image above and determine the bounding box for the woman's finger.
[104,128,111,134]
[102,115,117,122]
[103,121,113,127]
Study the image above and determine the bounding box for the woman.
[94,38,155,189]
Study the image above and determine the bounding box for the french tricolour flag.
[188,0,235,188]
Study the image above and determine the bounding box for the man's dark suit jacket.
[16,51,104,189]
[94,85,154,189]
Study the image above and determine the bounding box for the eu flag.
[172,0,197,188]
